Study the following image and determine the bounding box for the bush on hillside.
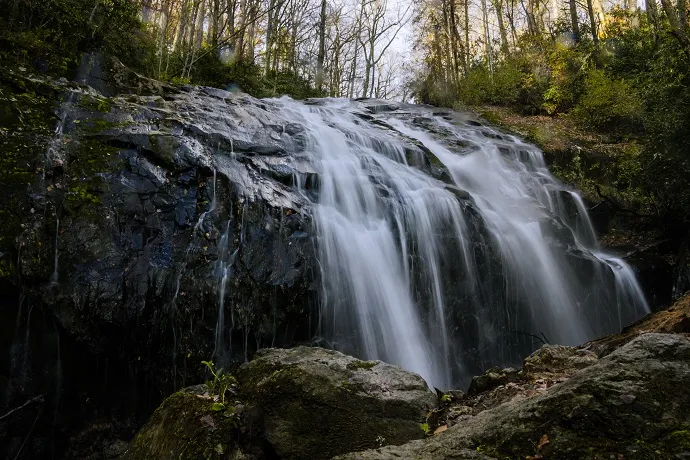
[571,69,642,131]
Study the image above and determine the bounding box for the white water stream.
[275,98,649,388]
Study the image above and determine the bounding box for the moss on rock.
[236,346,437,460]
[120,386,247,460]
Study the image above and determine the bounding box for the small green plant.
[202,360,237,406]
[420,423,430,435]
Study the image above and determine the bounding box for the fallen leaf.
[433,425,448,435]
[537,434,550,451]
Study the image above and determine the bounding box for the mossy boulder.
[120,385,254,460]
[336,333,690,460]
[236,346,438,460]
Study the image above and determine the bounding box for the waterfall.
[270,98,649,389]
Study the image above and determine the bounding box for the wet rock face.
[336,333,690,460]
[17,82,320,390]
[466,345,597,396]
[237,346,437,460]
[2,71,323,457]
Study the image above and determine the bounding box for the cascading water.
[50,218,60,284]
[272,98,649,389]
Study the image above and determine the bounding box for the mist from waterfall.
[269,98,649,388]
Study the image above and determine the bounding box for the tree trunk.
[660,0,690,52]
[480,0,492,68]
[442,0,453,83]
[316,0,327,91]
[506,0,519,46]
[211,0,220,48]
[464,0,470,72]
[448,0,461,81]
[492,0,511,53]
[569,0,581,42]
[236,0,248,60]
[265,0,275,73]
[645,0,660,41]
[586,0,599,43]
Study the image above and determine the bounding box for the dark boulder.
[121,346,438,460]
[237,346,437,460]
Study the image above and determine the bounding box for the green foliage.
[457,61,525,107]
[202,360,237,406]
[150,46,321,100]
[0,0,151,77]
[452,38,591,115]
[412,72,458,107]
[541,42,589,114]
[66,185,100,206]
[0,77,55,271]
[571,69,642,131]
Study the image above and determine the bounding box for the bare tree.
[359,0,412,97]
[316,0,328,90]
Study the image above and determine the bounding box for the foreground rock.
[121,346,437,460]
[337,333,690,460]
[120,385,257,460]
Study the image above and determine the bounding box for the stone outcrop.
[121,346,437,460]
[336,333,690,460]
[123,332,690,460]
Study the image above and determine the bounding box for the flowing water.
[273,98,649,389]
[50,218,60,284]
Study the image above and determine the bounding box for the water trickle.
[211,167,218,211]
[214,219,239,364]
[274,98,649,389]
[50,218,59,284]
[42,92,76,193]
[170,193,215,388]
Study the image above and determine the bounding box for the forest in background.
[0,0,689,229]
[0,0,413,99]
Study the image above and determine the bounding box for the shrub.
[571,69,642,131]
[541,42,588,114]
